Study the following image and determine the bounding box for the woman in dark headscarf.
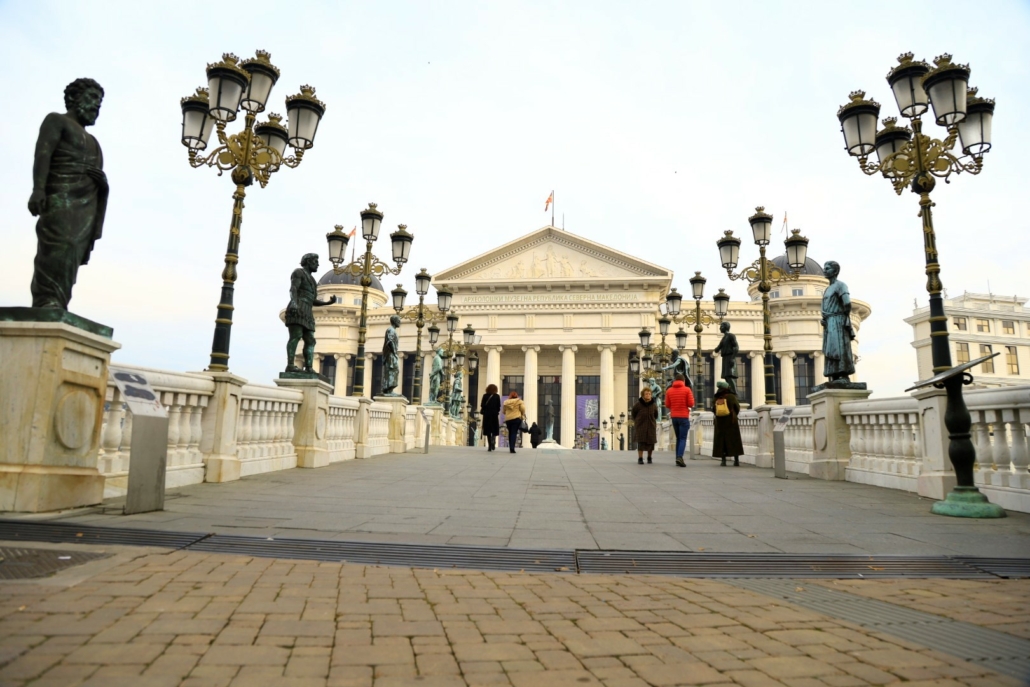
[712,380,744,466]
[479,383,501,451]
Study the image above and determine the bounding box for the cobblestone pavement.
[36,448,1030,557]
[2,544,1028,687]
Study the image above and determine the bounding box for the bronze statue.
[427,347,445,405]
[381,314,402,396]
[819,260,861,386]
[713,322,739,394]
[27,79,108,310]
[662,350,691,387]
[285,253,336,374]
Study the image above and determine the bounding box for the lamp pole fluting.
[326,204,413,397]
[180,51,326,372]
[836,53,1002,518]
[717,210,809,405]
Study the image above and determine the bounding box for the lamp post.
[717,209,809,405]
[326,204,413,396]
[398,268,446,405]
[439,322,479,444]
[837,52,1002,519]
[602,413,625,451]
[660,275,730,410]
[181,51,326,372]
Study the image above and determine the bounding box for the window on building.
[976,318,991,333]
[980,345,994,373]
[1007,346,1020,375]
[575,376,601,448]
[770,291,780,298]
[320,356,337,393]
[791,288,804,297]
[401,356,416,402]
[794,354,814,406]
[953,316,967,331]
[956,342,970,364]
[626,364,639,450]
[537,375,561,448]
[370,354,383,398]
[1003,320,1016,335]
[734,355,752,408]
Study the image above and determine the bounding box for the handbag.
[520,419,529,433]
[715,398,730,417]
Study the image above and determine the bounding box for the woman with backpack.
[712,380,744,466]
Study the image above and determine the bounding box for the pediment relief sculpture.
[481,246,631,280]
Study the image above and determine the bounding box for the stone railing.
[841,397,921,492]
[405,406,419,451]
[327,395,360,462]
[364,401,392,457]
[967,387,1030,510]
[99,365,215,495]
[237,383,303,476]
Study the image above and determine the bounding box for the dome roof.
[317,269,384,292]
[769,254,824,276]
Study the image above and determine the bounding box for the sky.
[1,0,1028,398]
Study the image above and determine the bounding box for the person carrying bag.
[502,391,527,454]
[479,384,501,452]
[712,380,744,466]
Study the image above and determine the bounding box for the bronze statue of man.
[285,253,336,373]
[820,260,856,383]
[713,322,739,393]
[381,314,402,396]
[27,78,108,310]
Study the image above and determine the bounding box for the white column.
[813,351,827,385]
[422,352,434,404]
[485,346,503,392]
[334,354,350,396]
[559,345,577,447]
[750,351,765,407]
[396,352,406,397]
[711,351,721,398]
[522,346,539,423]
[363,353,374,397]
[779,352,797,406]
[598,345,616,448]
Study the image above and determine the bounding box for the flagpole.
[551,190,555,228]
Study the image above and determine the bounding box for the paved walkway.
[28,448,1030,557]
[1,542,1028,687]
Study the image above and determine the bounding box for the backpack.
[715,398,730,417]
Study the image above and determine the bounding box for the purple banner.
[576,395,599,449]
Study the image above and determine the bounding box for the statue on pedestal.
[27,79,108,311]
[713,322,740,394]
[381,315,403,396]
[648,377,664,422]
[814,260,866,391]
[662,349,691,388]
[284,253,336,374]
[544,398,556,441]
[449,369,464,417]
[427,347,445,405]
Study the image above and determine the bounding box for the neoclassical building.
[310,226,871,447]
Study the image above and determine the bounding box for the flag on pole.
[544,191,553,212]
[781,211,788,235]
[348,227,357,238]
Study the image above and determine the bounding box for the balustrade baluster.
[972,410,993,476]
[991,409,1013,485]
[1009,409,1029,489]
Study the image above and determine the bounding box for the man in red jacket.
[664,373,695,467]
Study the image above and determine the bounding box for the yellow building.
[311,226,871,447]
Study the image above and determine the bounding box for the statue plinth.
[0,307,113,339]
[536,439,564,451]
[274,377,333,469]
[1,319,119,511]
[811,379,867,393]
[279,370,332,385]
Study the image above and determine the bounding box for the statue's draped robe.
[382,327,400,393]
[429,354,444,403]
[715,333,739,388]
[31,127,107,309]
[821,280,856,378]
[285,269,318,331]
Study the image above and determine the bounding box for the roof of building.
[317,269,384,292]
[769,254,824,276]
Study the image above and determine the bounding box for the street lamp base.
[931,486,1006,519]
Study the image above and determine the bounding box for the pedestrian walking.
[712,380,744,466]
[631,387,659,464]
[664,373,695,467]
[479,384,501,451]
[529,422,542,448]
[502,391,526,454]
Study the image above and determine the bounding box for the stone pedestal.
[354,397,376,458]
[0,320,119,512]
[276,377,333,468]
[810,387,872,481]
[199,372,248,482]
[912,387,958,500]
[375,396,409,454]
[753,406,775,469]
[537,440,563,451]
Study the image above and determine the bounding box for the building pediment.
[434,226,672,286]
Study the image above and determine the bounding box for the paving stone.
[199,645,290,666]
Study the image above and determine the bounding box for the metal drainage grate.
[0,546,109,580]
[732,578,1030,682]
[574,551,997,579]
[0,520,209,550]
[189,535,578,573]
[954,557,1030,579]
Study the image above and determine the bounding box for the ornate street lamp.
[717,210,809,404]
[326,204,413,396]
[602,413,624,451]
[658,274,727,408]
[398,268,446,405]
[837,52,1002,519]
[181,51,326,371]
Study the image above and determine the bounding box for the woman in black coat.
[479,383,501,451]
[529,423,542,448]
[712,380,744,466]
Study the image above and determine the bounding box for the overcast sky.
[2,0,1028,398]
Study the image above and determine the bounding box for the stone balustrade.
[327,395,360,462]
[841,397,921,492]
[966,387,1030,510]
[237,383,303,476]
[99,365,215,495]
[364,401,393,457]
